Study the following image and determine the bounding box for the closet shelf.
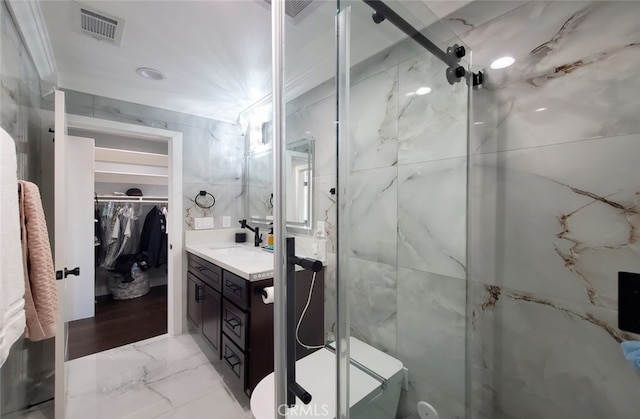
[95,147,168,167]
[95,170,168,186]
[96,195,168,204]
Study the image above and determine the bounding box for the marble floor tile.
[2,401,54,419]
[65,334,248,419]
[153,387,251,419]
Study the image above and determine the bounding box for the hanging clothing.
[95,208,104,267]
[102,205,123,269]
[17,180,57,341]
[101,204,142,270]
[140,206,167,268]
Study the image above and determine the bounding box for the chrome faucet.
[239,220,263,247]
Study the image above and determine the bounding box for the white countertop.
[185,242,326,281]
[184,229,327,281]
[185,243,274,280]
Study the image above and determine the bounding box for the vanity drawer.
[221,334,246,388]
[223,270,249,310]
[222,299,247,350]
[188,254,222,292]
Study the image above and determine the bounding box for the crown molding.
[6,0,58,86]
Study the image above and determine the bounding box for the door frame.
[65,114,184,337]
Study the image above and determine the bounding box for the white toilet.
[251,337,404,419]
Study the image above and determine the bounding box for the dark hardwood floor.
[68,285,168,360]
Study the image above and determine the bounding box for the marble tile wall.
[41,89,245,231]
[445,1,640,418]
[284,22,469,418]
[0,2,54,416]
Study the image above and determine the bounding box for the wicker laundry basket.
[109,263,150,300]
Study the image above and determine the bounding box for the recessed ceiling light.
[473,121,485,125]
[535,107,548,112]
[136,67,166,80]
[415,87,432,96]
[490,56,515,69]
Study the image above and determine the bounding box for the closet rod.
[95,195,168,204]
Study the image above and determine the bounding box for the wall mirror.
[245,137,314,229]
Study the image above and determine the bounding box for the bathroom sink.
[205,245,264,255]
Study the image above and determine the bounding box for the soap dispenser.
[267,226,274,248]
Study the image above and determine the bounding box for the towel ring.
[194,191,215,209]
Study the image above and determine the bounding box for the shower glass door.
[334,1,472,418]
[271,0,470,416]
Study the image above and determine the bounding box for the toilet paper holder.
[256,286,275,304]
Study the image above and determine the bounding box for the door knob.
[56,267,80,280]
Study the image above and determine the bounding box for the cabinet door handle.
[195,284,204,302]
[225,281,242,294]
[224,317,241,329]
[223,354,240,368]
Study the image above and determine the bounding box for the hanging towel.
[18,180,57,341]
[0,128,26,367]
[621,341,640,372]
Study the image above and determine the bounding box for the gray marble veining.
[347,257,397,355]
[180,123,244,185]
[464,0,640,155]
[183,182,244,230]
[65,334,250,419]
[397,51,468,164]
[469,132,640,309]
[349,67,399,171]
[397,269,466,402]
[349,166,398,265]
[460,1,640,417]
[398,157,467,279]
[469,281,640,419]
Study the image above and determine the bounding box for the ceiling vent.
[263,0,314,21]
[73,2,125,46]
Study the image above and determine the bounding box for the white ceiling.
[37,0,471,124]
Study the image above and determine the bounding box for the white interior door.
[54,90,95,419]
[64,136,95,321]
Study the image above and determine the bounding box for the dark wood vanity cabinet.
[187,255,222,354]
[186,251,324,398]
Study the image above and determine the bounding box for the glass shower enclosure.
[273,0,472,418]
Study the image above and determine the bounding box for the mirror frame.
[244,137,314,230]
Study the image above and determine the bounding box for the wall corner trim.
[6,0,58,85]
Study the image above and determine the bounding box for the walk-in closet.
[66,129,170,359]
